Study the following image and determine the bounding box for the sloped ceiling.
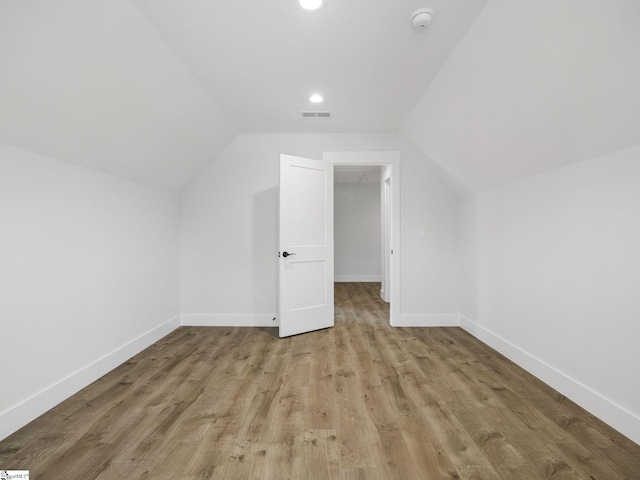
[400,0,640,190]
[132,0,487,134]
[0,0,237,192]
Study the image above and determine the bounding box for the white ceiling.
[401,0,640,190]
[1,0,637,193]
[0,0,237,192]
[132,0,487,134]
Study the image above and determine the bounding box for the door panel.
[279,154,334,338]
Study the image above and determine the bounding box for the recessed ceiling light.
[296,0,326,13]
[309,94,324,103]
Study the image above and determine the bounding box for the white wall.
[459,194,477,321]
[460,145,640,444]
[0,143,180,440]
[334,183,381,282]
[180,133,460,327]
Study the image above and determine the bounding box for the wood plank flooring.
[1,282,639,479]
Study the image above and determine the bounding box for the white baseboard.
[182,313,279,327]
[0,315,181,442]
[392,313,459,327]
[334,275,382,282]
[459,315,640,446]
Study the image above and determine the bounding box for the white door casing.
[323,151,400,325]
[279,154,334,338]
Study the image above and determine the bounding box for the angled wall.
[400,0,640,190]
[0,0,237,192]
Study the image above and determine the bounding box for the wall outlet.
[252,293,259,302]
[418,229,425,239]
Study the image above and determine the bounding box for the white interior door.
[279,154,334,338]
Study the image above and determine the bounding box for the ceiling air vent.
[301,111,332,119]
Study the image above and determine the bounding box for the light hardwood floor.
[1,283,639,479]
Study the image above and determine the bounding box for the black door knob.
[282,251,296,258]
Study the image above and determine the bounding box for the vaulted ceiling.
[132,0,485,134]
[1,0,638,192]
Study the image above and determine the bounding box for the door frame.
[381,172,391,303]
[323,151,400,326]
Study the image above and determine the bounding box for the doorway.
[323,151,400,325]
[333,165,382,285]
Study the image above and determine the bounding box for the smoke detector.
[411,8,434,29]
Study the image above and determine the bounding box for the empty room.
[1,0,639,478]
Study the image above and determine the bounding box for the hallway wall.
[334,183,381,282]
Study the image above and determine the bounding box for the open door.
[279,154,334,338]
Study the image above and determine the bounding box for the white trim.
[460,315,640,445]
[334,275,381,282]
[393,313,459,327]
[0,315,181,442]
[182,313,278,327]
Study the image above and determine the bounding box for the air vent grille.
[301,111,332,119]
